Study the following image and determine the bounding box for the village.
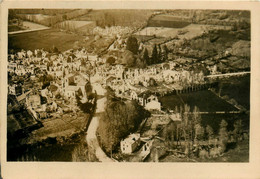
[7,45,248,162]
[7,9,250,162]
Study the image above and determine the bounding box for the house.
[163,70,180,83]
[26,94,41,109]
[8,62,17,72]
[8,84,16,95]
[15,65,26,76]
[145,95,161,111]
[38,111,48,119]
[62,73,88,100]
[130,91,138,100]
[120,133,141,154]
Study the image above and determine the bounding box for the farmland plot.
[17,14,53,22]
[136,24,232,39]
[22,21,49,30]
[56,20,95,29]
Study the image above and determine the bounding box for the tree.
[206,125,214,140]
[52,46,59,53]
[106,56,116,65]
[194,124,205,141]
[143,48,150,65]
[193,106,202,125]
[85,82,93,97]
[162,45,168,62]
[136,58,146,69]
[218,120,229,152]
[151,44,158,64]
[179,104,192,156]
[62,14,67,20]
[121,50,136,67]
[39,74,54,89]
[233,119,243,141]
[126,36,139,54]
[158,45,162,62]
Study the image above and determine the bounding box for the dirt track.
[86,97,116,162]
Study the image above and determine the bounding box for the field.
[22,21,48,30]
[148,14,191,28]
[159,90,238,112]
[136,24,232,39]
[148,20,190,28]
[27,112,89,143]
[8,29,85,51]
[75,9,154,27]
[17,14,53,22]
[151,14,192,22]
[8,28,114,54]
[56,20,95,29]
[15,9,92,26]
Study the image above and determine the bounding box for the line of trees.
[162,104,245,157]
[124,36,169,68]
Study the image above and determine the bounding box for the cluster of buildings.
[7,37,207,157]
[8,45,207,122]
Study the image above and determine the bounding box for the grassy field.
[22,21,48,30]
[148,20,190,28]
[8,29,85,51]
[159,90,238,112]
[8,28,115,55]
[27,112,89,142]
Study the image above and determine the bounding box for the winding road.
[86,97,115,162]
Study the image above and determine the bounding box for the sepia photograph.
[6,8,251,163]
[1,1,260,178]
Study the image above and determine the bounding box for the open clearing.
[136,24,232,39]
